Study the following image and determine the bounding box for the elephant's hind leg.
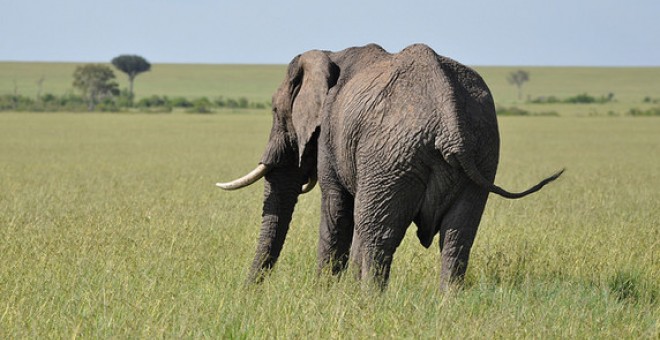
[350,179,426,289]
[438,183,489,291]
[317,185,354,275]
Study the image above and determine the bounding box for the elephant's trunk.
[246,165,304,283]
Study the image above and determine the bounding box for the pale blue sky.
[1,0,658,66]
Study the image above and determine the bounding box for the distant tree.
[507,70,530,100]
[111,55,151,98]
[36,76,45,99]
[72,64,120,110]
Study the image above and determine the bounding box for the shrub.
[496,106,559,117]
[628,107,660,116]
[530,93,615,104]
[186,97,214,114]
[115,89,134,108]
[0,94,33,110]
[0,92,270,113]
[238,97,249,109]
[224,98,238,108]
[58,93,86,111]
[529,96,561,104]
[564,93,596,104]
[169,97,193,108]
[95,98,120,112]
[496,106,530,116]
[136,95,171,109]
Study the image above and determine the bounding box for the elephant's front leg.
[317,181,354,275]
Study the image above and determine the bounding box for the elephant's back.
[327,49,445,191]
[326,44,499,191]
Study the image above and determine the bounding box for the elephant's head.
[217,50,339,282]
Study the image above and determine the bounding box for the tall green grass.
[0,113,657,338]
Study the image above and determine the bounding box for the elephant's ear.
[290,50,338,165]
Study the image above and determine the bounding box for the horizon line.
[1,59,659,68]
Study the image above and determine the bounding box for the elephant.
[217,43,563,290]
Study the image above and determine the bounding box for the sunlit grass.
[0,113,658,338]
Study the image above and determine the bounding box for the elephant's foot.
[347,241,396,291]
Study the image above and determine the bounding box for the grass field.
[0,112,658,338]
[2,61,660,115]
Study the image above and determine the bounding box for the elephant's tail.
[457,154,564,199]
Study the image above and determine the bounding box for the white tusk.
[301,176,317,194]
[216,164,270,190]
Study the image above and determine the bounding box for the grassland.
[2,62,660,115]
[0,112,658,338]
[1,59,659,337]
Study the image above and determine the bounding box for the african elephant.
[217,43,563,290]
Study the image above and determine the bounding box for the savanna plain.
[0,62,658,338]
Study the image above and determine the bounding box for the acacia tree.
[72,64,120,110]
[111,55,151,98]
[507,69,530,100]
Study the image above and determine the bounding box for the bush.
[564,93,597,104]
[136,95,169,108]
[225,98,239,108]
[496,106,529,116]
[628,107,660,116]
[169,97,193,108]
[95,97,121,112]
[496,106,559,117]
[529,96,561,104]
[531,93,615,104]
[0,92,270,113]
[0,94,33,110]
[115,89,134,108]
[57,93,86,111]
[186,97,214,114]
[238,97,249,109]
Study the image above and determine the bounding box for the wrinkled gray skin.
[235,44,562,290]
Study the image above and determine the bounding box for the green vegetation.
[507,69,530,100]
[0,93,269,113]
[0,61,659,337]
[2,62,660,116]
[0,113,658,338]
[0,62,285,103]
[495,105,559,116]
[72,64,120,110]
[476,66,660,116]
[1,62,275,113]
[628,107,660,116]
[529,92,616,104]
[111,55,151,98]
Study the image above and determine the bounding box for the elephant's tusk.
[216,164,270,190]
[301,176,317,194]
